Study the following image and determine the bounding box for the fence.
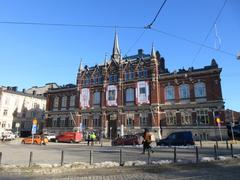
[0,140,239,167]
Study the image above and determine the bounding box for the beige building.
[0,86,46,136]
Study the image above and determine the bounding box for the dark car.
[156,131,195,146]
[227,125,240,139]
[112,134,143,146]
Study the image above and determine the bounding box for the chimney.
[22,89,25,93]
[138,49,143,56]
[33,90,36,95]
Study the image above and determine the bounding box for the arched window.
[125,88,135,104]
[179,84,190,99]
[194,82,206,98]
[165,86,175,101]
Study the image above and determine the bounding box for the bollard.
[216,140,219,149]
[173,147,177,163]
[147,149,151,165]
[214,145,218,160]
[200,140,202,148]
[60,150,64,166]
[230,144,234,158]
[226,140,229,149]
[119,149,123,166]
[0,152,2,165]
[195,146,199,163]
[90,150,93,165]
[29,151,33,167]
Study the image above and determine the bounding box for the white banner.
[80,88,90,108]
[106,85,117,106]
[136,81,149,105]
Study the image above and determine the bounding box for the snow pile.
[152,160,172,165]
[93,161,119,168]
[124,160,147,166]
[200,157,215,162]
[218,156,232,160]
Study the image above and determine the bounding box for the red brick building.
[45,33,226,140]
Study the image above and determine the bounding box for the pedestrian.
[142,129,154,154]
[87,132,90,146]
[91,132,96,146]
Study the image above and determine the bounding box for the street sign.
[32,124,37,134]
[15,123,20,128]
[216,118,221,124]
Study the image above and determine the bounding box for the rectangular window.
[196,109,209,125]
[70,95,76,107]
[181,111,192,125]
[126,113,134,127]
[3,109,8,116]
[53,97,59,109]
[93,92,101,105]
[108,90,116,101]
[93,114,100,127]
[61,96,67,109]
[60,119,65,127]
[166,111,177,125]
[140,87,146,94]
[140,112,148,126]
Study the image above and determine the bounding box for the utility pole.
[231,110,235,141]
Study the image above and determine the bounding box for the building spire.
[151,43,156,59]
[112,31,121,60]
[78,58,83,72]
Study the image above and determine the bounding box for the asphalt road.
[0,139,239,166]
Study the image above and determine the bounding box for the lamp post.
[231,111,235,141]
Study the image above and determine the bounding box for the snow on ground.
[0,155,239,175]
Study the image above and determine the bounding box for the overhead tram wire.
[124,0,167,57]
[0,21,144,30]
[191,0,228,65]
[145,0,168,29]
[124,29,147,57]
[151,27,235,57]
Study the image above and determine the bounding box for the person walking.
[142,129,154,154]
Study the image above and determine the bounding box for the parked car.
[56,132,83,143]
[21,135,48,145]
[156,131,195,146]
[227,125,240,139]
[44,133,56,142]
[112,134,143,146]
[1,131,16,141]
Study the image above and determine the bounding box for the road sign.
[15,123,20,128]
[32,124,37,134]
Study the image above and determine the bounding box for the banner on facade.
[136,81,149,105]
[80,88,90,108]
[106,85,117,106]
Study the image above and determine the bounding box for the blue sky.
[0,0,239,110]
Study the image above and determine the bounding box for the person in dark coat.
[142,129,153,154]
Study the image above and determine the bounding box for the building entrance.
[108,114,117,139]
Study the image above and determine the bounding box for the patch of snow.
[124,160,147,166]
[93,161,119,168]
[218,156,232,160]
[201,157,215,162]
[152,160,172,165]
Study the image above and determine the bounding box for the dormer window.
[109,74,118,83]
[138,68,148,78]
